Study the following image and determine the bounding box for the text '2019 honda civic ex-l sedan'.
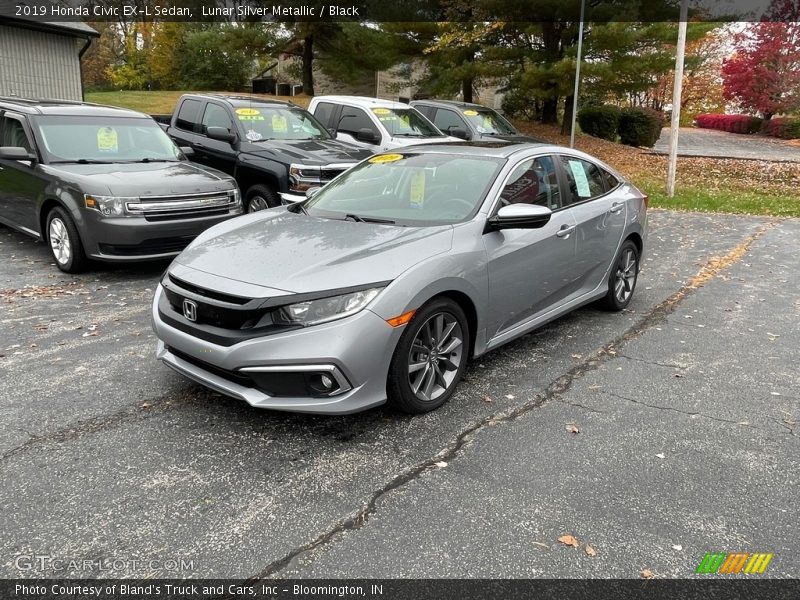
[152,142,647,414]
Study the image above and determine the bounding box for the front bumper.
[152,285,401,414]
[78,208,243,262]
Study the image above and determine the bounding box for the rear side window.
[433,109,466,134]
[560,156,607,204]
[176,99,202,132]
[313,102,336,128]
[201,103,233,135]
[603,170,620,189]
[337,107,380,144]
[1,115,34,152]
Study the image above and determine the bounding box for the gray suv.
[0,97,241,273]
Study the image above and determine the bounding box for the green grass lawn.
[85,90,310,114]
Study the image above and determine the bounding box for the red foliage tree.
[721,1,800,119]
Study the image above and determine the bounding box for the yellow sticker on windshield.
[372,108,391,115]
[463,110,478,116]
[369,153,403,164]
[236,108,260,116]
[409,170,425,206]
[272,114,288,132]
[97,127,118,152]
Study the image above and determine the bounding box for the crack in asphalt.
[616,353,689,370]
[246,222,778,581]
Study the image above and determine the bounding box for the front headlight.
[274,287,383,327]
[289,164,321,192]
[231,187,242,207]
[84,194,138,217]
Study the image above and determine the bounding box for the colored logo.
[696,552,773,574]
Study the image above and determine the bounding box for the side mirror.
[485,204,552,232]
[206,126,237,144]
[0,146,36,161]
[327,127,337,137]
[356,128,380,144]
[448,126,470,140]
[180,146,195,158]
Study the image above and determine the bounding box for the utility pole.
[667,0,689,197]
[569,0,586,149]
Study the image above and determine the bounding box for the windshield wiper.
[52,158,114,164]
[287,202,308,214]
[134,158,176,163]
[344,214,395,224]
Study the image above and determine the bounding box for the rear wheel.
[46,207,87,273]
[387,297,470,414]
[245,184,280,213]
[599,239,639,311]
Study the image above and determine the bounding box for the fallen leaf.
[640,569,655,579]
[673,373,684,378]
[483,395,493,403]
[141,402,152,409]
[532,542,550,549]
[558,534,579,547]
[434,461,448,468]
[566,422,580,434]
[571,353,582,360]
[505,394,515,400]
[585,544,597,557]
[655,453,666,459]
[672,544,683,551]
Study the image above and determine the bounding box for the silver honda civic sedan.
[152,142,647,414]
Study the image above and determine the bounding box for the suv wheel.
[46,207,86,273]
[387,297,470,414]
[245,184,280,212]
[599,239,639,311]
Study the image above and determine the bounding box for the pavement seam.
[247,221,778,580]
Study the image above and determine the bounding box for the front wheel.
[46,207,87,273]
[245,184,280,213]
[387,297,470,414]
[599,239,639,311]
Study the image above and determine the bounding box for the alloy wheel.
[248,196,270,212]
[407,312,464,402]
[49,218,72,265]
[614,247,637,304]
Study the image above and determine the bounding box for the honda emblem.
[182,299,198,322]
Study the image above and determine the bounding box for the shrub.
[761,117,800,139]
[501,89,537,121]
[694,114,763,134]
[617,107,664,148]
[577,105,621,141]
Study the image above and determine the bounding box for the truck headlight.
[84,194,138,217]
[289,164,321,192]
[274,287,383,327]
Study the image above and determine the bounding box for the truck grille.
[321,164,355,182]
[127,190,239,221]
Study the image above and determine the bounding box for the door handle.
[556,224,576,238]
[194,142,206,149]
[609,202,624,214]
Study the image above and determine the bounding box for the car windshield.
[233,105,329,141]
[462,109,518,136]
[34,115,182,163]
[303,152,504,226]
[371,108,442,138]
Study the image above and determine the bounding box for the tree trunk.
[302,35,314,96]
[462,77,473,103]
[541,98,558,124]
[561,94,574,135]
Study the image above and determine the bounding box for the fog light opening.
[308,372,340,395]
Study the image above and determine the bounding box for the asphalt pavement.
[0,210,797,579]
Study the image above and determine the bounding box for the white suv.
[309,96,462,152]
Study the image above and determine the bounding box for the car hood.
[387,135,462,147]
[477,133,545,144]
[241,138,372,165]
[47,161,235,196]
[174,210,453,294]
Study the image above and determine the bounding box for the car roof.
[183,93,297,108]
[411,99,495,111]
[382,141,611,164]
[0,96,148,118]
[312,95,414,110]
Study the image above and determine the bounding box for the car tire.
[46,207,87,274]
[599,239,639,311]
[387,297,470,414]
[245,184,280,213]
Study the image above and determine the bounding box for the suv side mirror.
[448,126,470,140]
[356,128,380,144]
[180,146,195,159]
[206,127,237,144]
[0,146,36,161]
[485,204,552,232]
[327,127,337,137]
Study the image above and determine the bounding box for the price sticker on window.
[409,170,425,206]
[97,127,118,152]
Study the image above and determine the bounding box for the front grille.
[128,191,238,221]
[99,236,194,256]
[163,286,262,329]
[168,274,250,305]
[321,167,348,181]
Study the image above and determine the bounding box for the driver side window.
[1,116,34,153]
[499,155,561,210]
[337,108,380,144]
[201,103,233,135]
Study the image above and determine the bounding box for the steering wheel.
[440,197,474,214]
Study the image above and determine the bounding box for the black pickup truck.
[158,94,373,212]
